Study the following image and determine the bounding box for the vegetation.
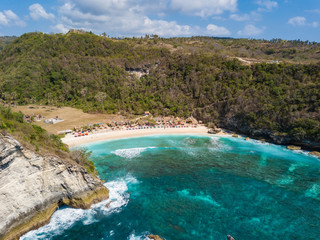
[0,32,319,145]
[0,106,68,154]
[0,105,96,172]
[0,36,16,51]
[71,149,97,176]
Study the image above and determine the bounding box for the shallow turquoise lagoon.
[21,135,320,240]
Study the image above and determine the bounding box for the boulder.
[148,234,163,240]
[208,128,221,134]
[287,145,301,150]
[232,134,238,138]
[309,151,320,158]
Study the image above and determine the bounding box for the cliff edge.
[0,135,109,240]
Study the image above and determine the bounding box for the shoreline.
[62,126,230,147]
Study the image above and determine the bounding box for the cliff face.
[0,135,109,240]
[221,117,320,151]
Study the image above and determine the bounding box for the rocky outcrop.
[148,234,163,240]
[208,127,221,134]
[0,135,109,240]
[309,151,320,159]
[286,145,301,150]
[222,117,320,151]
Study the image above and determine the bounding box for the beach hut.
[186,116,198,124]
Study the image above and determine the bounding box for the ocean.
[21,135,320,240]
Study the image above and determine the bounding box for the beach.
[62,126,229,147]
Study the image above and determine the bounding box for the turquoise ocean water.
[21,135,320,240]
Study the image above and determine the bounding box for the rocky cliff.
[0,135,109,240]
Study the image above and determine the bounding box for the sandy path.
[62,126,229,147]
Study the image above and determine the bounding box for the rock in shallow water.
[286,145,301,150]
[227,235,235,240]
[148,234,163,240]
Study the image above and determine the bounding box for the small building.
[44,118,64,124]
[144,111,150,116]
[186,116,198,124]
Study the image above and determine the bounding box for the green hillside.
[0,32,319,148]
[0,36,17,51]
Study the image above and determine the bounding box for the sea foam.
[20,175,138,240]
[112,147,156,159]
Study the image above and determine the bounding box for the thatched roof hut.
[186,116,198,124]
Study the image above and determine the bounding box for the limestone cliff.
[0,135,109,240]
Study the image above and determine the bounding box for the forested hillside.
[0,32,319,148]
[0,36,17,51]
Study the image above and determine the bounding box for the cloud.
[29,3,55,20]
[54,1,197,36]
[237,24,264,36]
[230,13,250,21]
[0,10,25,27]
[288,16,318,28]
[206,24,230,36]
[288,16,306,26]
[170,0,237,17]
[52,23,69,33]
[256,0,278,11]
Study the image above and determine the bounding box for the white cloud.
[52,23,69,33]
[170,0,237,17]
[256,0,278,11]
[237,24,264,36]
[0,10,25,27]
[206,24,230,36]
[54,1,197,36]
[288,16,318,28]
[29,3,55,20]
[230,13,250,21]
[288,16,306,26]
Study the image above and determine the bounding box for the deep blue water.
[21,135,320,240]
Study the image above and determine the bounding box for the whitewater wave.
[112,147,156,159]
[208,137,231,152]
[127,232,153,240]
[20,176,138,240]
[183,137,197,145]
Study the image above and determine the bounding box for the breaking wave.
[20,176,138,240]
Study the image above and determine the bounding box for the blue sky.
[0,0,319,41]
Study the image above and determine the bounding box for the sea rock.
[105,200,113,208]
[309,151,320,158]
[245,137,250,141]
[232,134,238,138]
[227,235,235,240]
[287,145,301,150]
[0,135,109,240]
[148,234,163,240]
[208,128,221,134]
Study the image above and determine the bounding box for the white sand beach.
[62,126,229,147]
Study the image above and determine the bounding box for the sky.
[0,0,319,41]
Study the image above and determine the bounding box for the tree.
[95,92,107,110]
